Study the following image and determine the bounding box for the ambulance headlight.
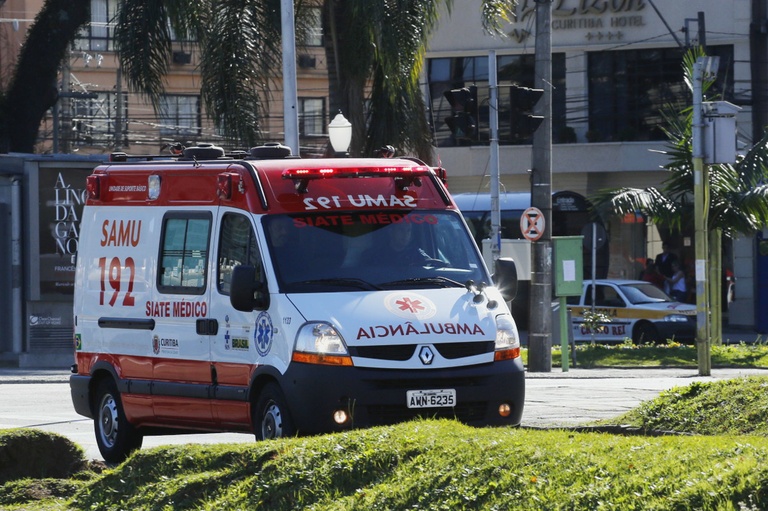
[295,322,349,355]
[495,314,519,349]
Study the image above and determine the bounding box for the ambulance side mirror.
[493,257,518,303]
[230,265,270,311]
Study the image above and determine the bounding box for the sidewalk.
[0,367,70,384]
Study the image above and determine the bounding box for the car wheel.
[254,383,295,440]
[632,321,659,344]
[93,378,143,463]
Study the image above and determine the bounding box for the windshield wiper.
[382,276,466,288]
[293,278,382,290]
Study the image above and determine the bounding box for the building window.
[299,98,325,136]
[588,45,734,142]
[159,95,201,137]
[158,213,211,294]
[427,54,566,147]
[75,0,118,52]
[300,7,323,47]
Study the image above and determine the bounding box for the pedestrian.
[639,259,665,289]
[666,260,687,302]
[654,242,678,279]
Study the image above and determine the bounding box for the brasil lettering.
[145,300,208,318]
[357,322,484,340]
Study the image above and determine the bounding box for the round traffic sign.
[520,207,545,241]
[581,222,607,249]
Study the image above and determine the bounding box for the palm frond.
[115,1,176,104]
[199,0,284,146]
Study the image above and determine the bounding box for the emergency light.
[282,165,432,193]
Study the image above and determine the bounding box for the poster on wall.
[37,167,91,296]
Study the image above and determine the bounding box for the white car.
[566,279,696,344]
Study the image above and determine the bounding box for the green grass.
[612,375,768,436]
[7,420,768,511]
[6,345,768,510]
[522,341,768,368]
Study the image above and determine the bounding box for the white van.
[70,144,525,462]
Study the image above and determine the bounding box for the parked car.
[566,279,696,344]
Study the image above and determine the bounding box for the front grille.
[367,402,488,425]
[434,341,494,359]
[349,344,415,360]
[349,341,494,361]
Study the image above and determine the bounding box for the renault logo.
[418,346,434,365]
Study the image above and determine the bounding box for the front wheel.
[632,321,659,344]
[253,382,295,440]
[93,379,143,464]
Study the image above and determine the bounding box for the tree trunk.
[0,0,90,153]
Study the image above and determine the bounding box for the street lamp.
[328,112,352,156]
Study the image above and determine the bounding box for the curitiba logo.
[255,311,274,356]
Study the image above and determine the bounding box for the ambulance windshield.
[263,211,488,293]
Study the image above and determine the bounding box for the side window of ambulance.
[158,212,212,295]
[217,213,261,295]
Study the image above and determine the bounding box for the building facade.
[424,0,766,331]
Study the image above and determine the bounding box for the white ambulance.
[70,144,525,463]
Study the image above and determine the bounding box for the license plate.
[406,389,456,409]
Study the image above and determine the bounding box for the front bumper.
[278,358,525,435]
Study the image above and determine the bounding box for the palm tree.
[590,48,768,341]
[0,0,90,153]
[0,0,515,156]
[116,0,516,161]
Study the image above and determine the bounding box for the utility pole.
[527,0,553,372]
[281,0,299,155]
[693,57,712,376]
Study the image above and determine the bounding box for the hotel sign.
[510,0,648,44]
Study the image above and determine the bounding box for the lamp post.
[328,112,352,156]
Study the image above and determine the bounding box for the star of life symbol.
[224,330,231,350]
[255,311,274,356]
[396,297,424,314]
[385,292,436,320]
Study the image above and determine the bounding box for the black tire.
[93,379,143,463]
[632,321,659,344]
[253,382,295,440]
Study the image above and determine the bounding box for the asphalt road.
[2,366,768,461]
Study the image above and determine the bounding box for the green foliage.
[30,421,768,510]
[0,429,86,484]
[543,341,768,368]
[0,478,83,506]
[589,46,768,239]
[615,375,768,436]
[579,309,612,337]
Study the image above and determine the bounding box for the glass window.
[158,213,211,294]
[299,98,325,137]
[159,95,201,137]
[263,211,488,293]
[217,213,261,295]
[588,45,734,142]
[74,0,118,51]
[301,7,323,47]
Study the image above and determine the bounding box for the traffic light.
[510,85,544,142]
[443,86,478,142]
